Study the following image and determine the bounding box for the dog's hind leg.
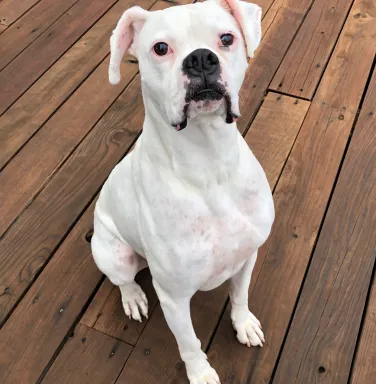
[91,213,148,322]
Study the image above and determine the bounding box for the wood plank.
[90,271,159,346]
[206,1,376,382]
[0,55,132,237]
[0,74,144,326]
[42,323,132,384]
[351,275,376,383]
[270,0,354,99]
[0,0,42,27]
[273,68,376,384]
[0,199,101,384]
[80,278,115,327]
[236,0,314,135]
[0,0,80,71]
[273,67,376,384]
[0,0,117,115]
[244,93,309,187]
[0,0,157,169]
[111,94,309,384]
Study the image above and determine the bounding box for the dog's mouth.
[192,89,224,101]
[173,86,238,131]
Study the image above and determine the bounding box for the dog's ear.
[211,0,262,59]
[109,6,149,85]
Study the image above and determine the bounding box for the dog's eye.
[153,42,169,56]
[220,34,234,47]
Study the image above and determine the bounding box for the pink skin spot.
[216,265,226,276]
[114,240,136,267]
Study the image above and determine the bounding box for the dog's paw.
[187,363,220,384]
[120,282,148,322]
[232,310,265,347]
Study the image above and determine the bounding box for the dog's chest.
[142,177,274,288]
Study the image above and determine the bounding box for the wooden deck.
[0,0,375,383]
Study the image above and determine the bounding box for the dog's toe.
[120,282,149,322]
[233,311,264,347]
[188,364,220,384]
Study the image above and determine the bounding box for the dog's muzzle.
[173,49,238,131]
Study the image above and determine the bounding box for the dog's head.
[109,0,262,130]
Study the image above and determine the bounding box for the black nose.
[182,49,219,77]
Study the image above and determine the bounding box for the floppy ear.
[109,6,149,85]
[211,0,262,58]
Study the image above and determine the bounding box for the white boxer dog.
[92,0,274,382]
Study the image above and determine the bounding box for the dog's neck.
[141,97,240,188]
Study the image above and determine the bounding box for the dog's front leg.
[153,280,220,384]
[230,251,265,347]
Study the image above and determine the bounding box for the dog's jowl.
[92,1,274,383]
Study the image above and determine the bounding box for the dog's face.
[109,0,262,130]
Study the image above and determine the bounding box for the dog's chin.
[187,98,224,118]
[172,93,238,131]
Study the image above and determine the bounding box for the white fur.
[93,1,272,383]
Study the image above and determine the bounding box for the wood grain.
[273,67,376,384]
[0,199,102,384]
[80,278,115,327]
[207,1,376,382]
[351,275,376,383]
[236,0,314,135]
[270,0,354,99]
[92,271,159,346]
[0,55,135,236]
[0,0,79,71]
[113,94,309,383]
[253,0,277,15]
[244,93,310,187]
[0,0,156,169]
[0,0,42,27]
[0,75,144,325]
[42,323,132,384]
[0,0,116,115]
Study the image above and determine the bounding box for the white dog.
[92,0,274,382]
